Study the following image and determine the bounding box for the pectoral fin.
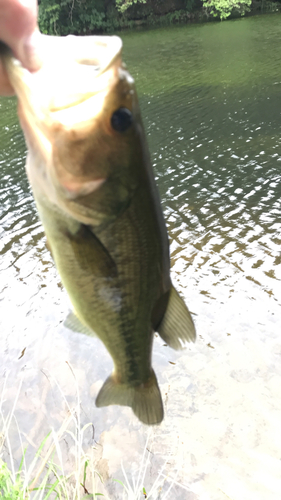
[66,223,117,277]
[157,285,196,349]
[95,371,163,425]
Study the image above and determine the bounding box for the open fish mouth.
[3,35,124,126]
[47,35,123,117]
[1,34,131,211]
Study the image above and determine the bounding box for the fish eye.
[111,108,133,133]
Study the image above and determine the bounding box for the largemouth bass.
[1,35,196,425]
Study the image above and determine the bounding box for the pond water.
[1,13,281,500]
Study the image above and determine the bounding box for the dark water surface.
[1,14,281,499]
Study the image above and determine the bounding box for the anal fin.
[95,371,163,425]
[157,285,196,350]
[64,310,97,338]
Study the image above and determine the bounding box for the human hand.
[0,0,41,95]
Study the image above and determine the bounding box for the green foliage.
[38,0,109,35]
[258,0,280,11]
[185,0,197,11]
[116,0,147,13]
[0,459,25,500]
[38,0,137,34]
[37,0,258,34]
[202,0,252,19]
[146,9,193,25]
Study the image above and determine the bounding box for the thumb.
[0,0,41,72]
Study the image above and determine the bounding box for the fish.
[1,35,196,425]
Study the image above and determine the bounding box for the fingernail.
[19,30,42,72]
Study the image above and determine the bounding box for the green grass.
[0,369,106,499]
[0,368,190,499]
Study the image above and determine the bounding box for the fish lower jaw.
[60,177,106,200]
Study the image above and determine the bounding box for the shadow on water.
[0,13,281,499]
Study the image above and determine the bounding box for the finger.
[0,0,41,72]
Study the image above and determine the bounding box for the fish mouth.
[4,35,123,126]
[47,35,123,114]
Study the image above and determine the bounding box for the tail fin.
[157,285,196,350]
[95,371,163,425]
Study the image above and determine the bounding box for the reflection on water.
[1,14,281,499]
